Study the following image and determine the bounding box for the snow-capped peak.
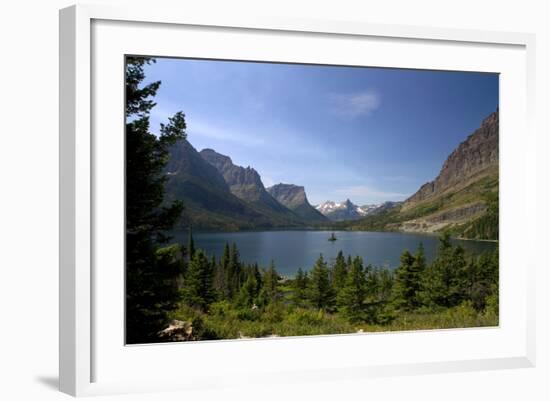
[315,199,387,221]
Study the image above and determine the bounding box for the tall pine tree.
[331,251,348,294]
[261,260,280,304]
[188,226,195,259]
[227,243,242,299]
[293,268,309,306]
[307,254,335,310]
[421,233,467,308]
[238,270,259,307]
[337,256,367,322]
[391,250,416,311]
[125,57,187,344]
[183,250,215,311]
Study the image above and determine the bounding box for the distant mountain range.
[315,199,400,221]
[164,141,326,230]
[164,109,498,239]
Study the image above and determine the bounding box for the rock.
[200,148,302,222]
[404,110,499,207]
[157,320,194,342]
[267,183,328,223]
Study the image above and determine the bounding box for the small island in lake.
[328,232,337,242]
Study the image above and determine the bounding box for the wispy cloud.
[188,119,267,147]
[149,106,266,146]
[150,103,330,166]
[329,91,381,118]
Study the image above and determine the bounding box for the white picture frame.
[59,4,536,397]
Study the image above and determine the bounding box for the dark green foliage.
[226,243,242,299]
[183,250,216,311]
[337,256,367,322]
[331,251,348,293]
[463,247,499,311]
[293,268,309,306]
[238,271,259,307]
[260,261,280,305]
[420,233,468,308]
[362,266,396,324]
[253,263,263,296]
[392,250,415,310]
[125,57,187,344]
[392,244,426,311]
[188,227,195,258]
[307,255,336,310]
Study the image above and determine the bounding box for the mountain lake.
[171,230,497,277]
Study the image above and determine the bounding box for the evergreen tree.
[125,57,187,344]
[464,248,499,311]
[365,266,379,302]
[253,263,263,296]
[391,250,416,311]
[293,268,309,306]
[221,243,230,270]
[331,251,348,294]
[227,243,242,298]
[216,243,231,298]
[363,266,395,324]
[261,260,280,304]
[188,226,195,259]
[421,233,468,308]
[238,271,258,307]
[337,256,367,322]
[392,244,426,311]
[213,264,226,300]
[410,243,426,307]
[307,254,335,310]
[183,250,215,311]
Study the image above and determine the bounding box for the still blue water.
[173,230,497,276]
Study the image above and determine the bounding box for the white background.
[0,0,548,400]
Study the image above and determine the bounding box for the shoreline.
[453,236,498,243]
[172,227,499,243]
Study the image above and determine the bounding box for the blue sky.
[143,58,498,206]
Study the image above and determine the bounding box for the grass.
[168,300,498,341]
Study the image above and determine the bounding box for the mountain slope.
[164,140,301,231]
[267,183,328,224]
[345,110,499,239]
[199,149,304,225]
[404,110,498,207]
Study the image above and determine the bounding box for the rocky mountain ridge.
[164,141,329,230]
[199,148,294,219]
[345,109,499,239]
[267,183,328,224]
[164,139,275,231]
[404,110,498,208]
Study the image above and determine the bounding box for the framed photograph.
[59,4,536,396]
